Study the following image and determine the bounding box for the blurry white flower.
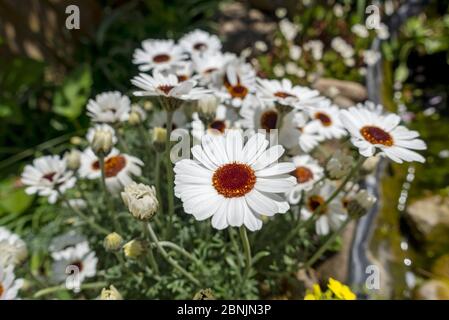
[363,50,381,66]
[132,39,187,72]
[174,130,295,231]
[192,51,235,86]
[377,23,390,40]
[347,189,377,218]
[301,183,347,236]
[357,101,384,115]
[239,97,280,132]
[192,104,238,141]
[340,107,427,163]
[51,241,97,284]
[49,231,86,253]
[279,19,298,41]
[21,155,76,204]
[439,149,449,159]
[197,94,219,118]
[100,285,123,300]
[275,7,287,18]
[287,155,324,204]
[179,29,222,55]
[64,149,81,171]
[121,182,159,220]
[331,37,354,59]
[87,91,131,123]
[333,3,345,17]
[273,64,285,77]
[87,124,116,156]
[304,40,323,60]
[0,264,23,300]
[285,62,300,75]
[289,45,302,60]
[150,109,187,130]
[79,148,143,192]
[326,151,353,179]
[0,227,27,267]
[351,24,369,38]
[255,40,268,52]
[280,111,324,152]
[305,100,347,140]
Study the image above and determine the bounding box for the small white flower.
[256,78,324,110]
[326,151,353,179]
[174,130,296,231]
[121,182,159,220]
[287,155,324,204]
[254,40,268,52]
[301,183,347,236]
[131,71,210,101]
[273,64,285,77]
[351,24,369,38]
[285,62,299,75]
[192,51,236,86]
[0,264,23,300]
[239,97,280,132]
[331,37,354,59]
[87,91,131,123]
[376,23,390,40]
[49,231,86,253]
[333,3,345,17]
[79,148,143,192]
[305,99,347,140]
[289,45,302,60]
[340,107,427,163]
[21,155,76,203]
[280,111,324,152]
[51,241,97,284]
[192,104,238,141]
[279,19,299,41]
[0,227,27,267]
[179,29,222,55]
[275,7,287,18]
[303,40,324,60]
[357,101,384,115]
[132,39,187,72]
[363,50,381,66]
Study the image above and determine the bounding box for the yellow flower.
[304,284,322,300]
[327,278,356,300]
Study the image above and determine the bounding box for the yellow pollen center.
[293,166,314,184]
[212,163,256,198]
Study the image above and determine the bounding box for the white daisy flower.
[192,51,235,86]
[131,71,210,101]
[150,109,187,130]
[168,61,194,83]
[174,130,296,231]
[179,29,222,55]
[304,100,347,140]
[238,97,281,132]
[191,104,238,141]
[132,39,187,72]
[351,24,369,38]
[286,155,324,205]
[356,101,384,115]
[216,61,256,108]
[0,227,27,267]
[86,91,131,123]
[256,78,323,110]
[303,40,324,60]
[0,264,23,300]
[79,148,143,192]
[280,111,324,152]
[49,231,86,253]
[301,183,347,236]
[340,107,427,163]
[363,49,381,66]
[51,241,97,284]
[86,124,117,146]
[21,155,76,204]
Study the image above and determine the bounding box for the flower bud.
[347,189,376,219]
[70,136,83,146]
[100,285,123,300]
[143,101,154,111]
[121,182,159,220]
[152,127,167,152]
[193,288,215,300]
[123,239,144,259]
[65,149,81,171]
[127,105,147,126]
[103,232,123,252]
[197,95,218,120]
[326,151,353,179]
[88,124,116,156]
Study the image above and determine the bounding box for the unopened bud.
[100,285,123,300]
[121,182,158,220]
[347,190,376,219]
[152,127,167,152]
[197,95,218,121]
[103,232,123,252]
[123,239,144,259]
[326,151,353,179]
[65,149,81,171]
[90,125,115,156]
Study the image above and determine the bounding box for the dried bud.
[123,239,144,259]
[326,151,353,179]
[103,232,123,252]
[65,149,81,171]
[100,285,123,300]
[121,182,159,220]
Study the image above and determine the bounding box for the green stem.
[165,110,175,236]
[239,226,252,282]
[158,241,201,265]
[301,218,352,270]
[142,222,160,275]
[146,223,201,287]
[155,152,163,215]
[228,229,243,280]
[33,281,107,298]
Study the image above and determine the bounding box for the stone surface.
[313,78,368,104]
[414,280,449,300]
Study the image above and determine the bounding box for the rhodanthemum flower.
[301,183,347,236]
[21,155,76,203]
[340,107,427,163]
[279,111,324,152]
[191,104,239,141]
[79,148,143,192]
[0,264,23,300]
[257,78,324,110]
[131,71,210,103]
[0,227,27,267]
[49,231,86,253]
[216,61,256,108]
[51,241,97,284]
[150,109,187,130]
[87,91,131,123]
[179,29,222,55]
[286,155,324,205]
[304,100,347,140]
[174,130,296,231]
[132,39,187,72]
[169,61,194,83]
[239,97,281,132]
[192,51,235,86]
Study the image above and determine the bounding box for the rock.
[405,196,449,256]
[414,280,449,300]
[313,78,367,103]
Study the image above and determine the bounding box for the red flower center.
[212,163,256,198]
[92,155,127,178]
[0,283,4,297]
[153,54,170,63]
[71,260,83,272]
[315,112,332,127]
[274,91,295,99]
[293,166,314,184]
[360,126,393,146]
[307,195,327,214]
[177,75,188,82]
[203,67,218,74]
[42,172,57,182]
[227,84,248,99]
[209,120,226,133]
[260,110,278,131]
[193,42,207,51]
[158,85,174,95]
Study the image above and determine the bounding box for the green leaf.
[0,177,33,215]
